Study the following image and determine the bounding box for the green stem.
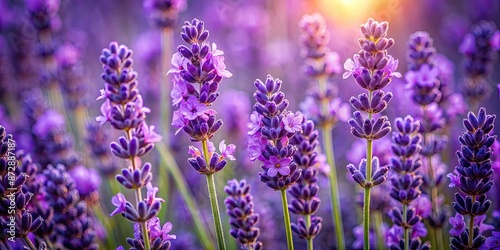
[156,142,214,249]
[306,215,313,250]
[363,139,373,250]
[436,228,444,250]
[22,236,36,250]
[280,189,294,250]
[373,211,385,250]
[206,173,227,250]
[44,235,54,249]
[317,77,345,250]
[403,204,409,250]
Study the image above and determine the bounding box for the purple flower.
[447,169,461,188]
[180,96,208,120]
[212,53,233,78]
[247,111,262,135]
[33,109,65,138]
[69,165,102,197]
[171,76,188,106]
[343,54,361,79]
[449,213,466,236]
[492,31,500,50]
[283,112,303,133]
[411,221,428,239]
[265,156,291,177]
[382,56,402,78]
[219,140,236,161]
[171,110,187,134]
[404,64,439,89]
[140,122,162,143]
[147,217,176,240]
[146,183,165,204]
[485,231,500,249]
[110,193,127,216]
[474,215,494,234]
[411,195,432,218]
[324,52,342,75]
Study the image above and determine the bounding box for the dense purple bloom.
[249,75,302,191]
[224,179,262,250]
[450,108,496,249]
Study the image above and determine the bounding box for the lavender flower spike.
[343,18,400,250]
[248,75,302,250]
[224,179,263,250]
[449,108,496,249]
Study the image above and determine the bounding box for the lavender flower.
[42,164,98,249]
[459,21,500,104]
[224,179,262,250]
[97,42,170,249]
[55,43,88,110]
[484,231,500,249]
[143,0,186,28]
[0,127,42,248]
[344,18,400,250]
[450,108,496,249]
[25,0,61,32]
[249,75,302,190]
[288,119,323,242]
[387,116,431,250]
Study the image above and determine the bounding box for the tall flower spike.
[97,42,169,250]
[289,119,323,243]
[387,116,431,250]
[449,108,496,249]
[249,75,302,250]
[168,18,233,249]
[224,179,263,250]
[343,18,399,250]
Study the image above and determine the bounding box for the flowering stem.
[469,195,476,247]
[160,28,173,144]
[280,189,294,250]
[364,138,373,250]
[157,142,214,249]
[373,211,385,250]
[22,236,36,250]
[403,204,409,250]
[318,77,345,250]
[206,173,227,250]
[43,236,54,249]
[306,214,313,250]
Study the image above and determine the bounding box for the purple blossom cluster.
[289,119,323,241]
[96,41,172,249]
[224,179,262,250]
[387,116,431,250]
[449,108,496,249]
[248,75,302,190]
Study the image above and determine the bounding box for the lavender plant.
[405,31,449,249]
[459,21,500,108]
[224,179,262,250]
[449,108,496,249]
[168,18,235,250]
[298,13,348,249]
[343,18,400,250]
[96,42,171,250]
[387,116,431,250]
[247,75,303,250]
[289,119,323,250]
[0,127,42,249]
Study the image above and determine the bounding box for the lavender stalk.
[343,18,400,250]
[168,18,235,250]
[298,14,348,249]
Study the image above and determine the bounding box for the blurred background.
[1,0,499,249]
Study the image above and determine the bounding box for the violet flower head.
[404,31,442,106]
[288,119,322,240]
[450,108,496,249]
[249,75,302,190]
[144,0,186,28]
[299,13,341,78]
[25,0,61,31]
[126,217,175,250]
[224,179,263,250]
[460,21,499,103]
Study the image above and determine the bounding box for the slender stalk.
[469,195,476,247]
[157,142,214,249]
[373,211,385,250]
[44,235,54,249]
[363,139,373,250]
[160,28,173,143]
[206,173,227,250]
[22,236,37,250]
[403,204,409,250]
[436,228,444,250]
[317,77,345,250]
[280,189,294,250]
[306,214,313,250]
